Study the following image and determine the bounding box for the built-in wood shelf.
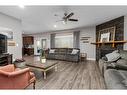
[91,40,127,47]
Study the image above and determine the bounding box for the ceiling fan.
[55,12,78,24]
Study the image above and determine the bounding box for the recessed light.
[19,5,25,9]
[54,25,57,28]
[16,44,19,47]
[62,21,66,24]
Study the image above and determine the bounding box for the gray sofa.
[46,48,80,62]
[98,50,127,89]
[104,69,127,89]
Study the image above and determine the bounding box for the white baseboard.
[34,54,40,56]
[87,58,96,61]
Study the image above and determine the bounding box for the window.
[55,33,73,48]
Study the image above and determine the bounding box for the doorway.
[41,39,47,50]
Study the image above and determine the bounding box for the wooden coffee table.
[26,61,58,79]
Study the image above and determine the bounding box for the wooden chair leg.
[33,81,36,89]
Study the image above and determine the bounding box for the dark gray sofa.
[46,48,80,62]
[104,69,127,89]
[98,50,127,89]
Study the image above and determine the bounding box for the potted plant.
[40,49,46,63]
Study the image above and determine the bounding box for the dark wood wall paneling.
[96,16,124,61]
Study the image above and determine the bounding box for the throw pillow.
[120,70,127,79]
[49,49,55,53]
[71,49,79,54]
[105,51,120,62]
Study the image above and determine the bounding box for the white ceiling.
[0,6,127,34]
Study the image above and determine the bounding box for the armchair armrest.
[0,68,30,77]
[0,70,11,76]
[0,64,15,72]
[8,68,30,77]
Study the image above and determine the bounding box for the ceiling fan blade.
[69,19,78,21]
[66,12,74,19]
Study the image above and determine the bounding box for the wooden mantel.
[91,40,127,47]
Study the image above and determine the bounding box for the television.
[0,34,7,54]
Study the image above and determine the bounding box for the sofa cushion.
[104,69,127,89]
[107,62,127,71]
[120,70,127,79]
[120,70,127,86]
[109,59,127,70]
[105,51,120,62]
[115,65,127,70]
[116,59,127,65]
[122,80,127,86]
[119,50,127,60]
[105,59,127,70]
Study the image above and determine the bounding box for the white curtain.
[50,34,56,48]
[73,31,80,48]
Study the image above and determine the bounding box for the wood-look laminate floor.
[23,56,106,89]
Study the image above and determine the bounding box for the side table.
[80,53,87,61]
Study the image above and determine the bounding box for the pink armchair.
[0,64,36,89]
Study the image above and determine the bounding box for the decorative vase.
[40,49,46,63]
[41,58,46,63]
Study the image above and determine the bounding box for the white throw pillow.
[71,49,79,54]
[49,49,55,53]
[105,51,120,62]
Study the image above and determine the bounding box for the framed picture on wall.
[98,26,115,42]
[80,37,91,43]
[8,40,15,46]
[100,32,110,42]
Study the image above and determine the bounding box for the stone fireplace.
[96,16,124,61]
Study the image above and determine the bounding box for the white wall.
[0,13,22,60]
[33,34,50,55]
[32,26,96,60]
[80,27,96,60]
